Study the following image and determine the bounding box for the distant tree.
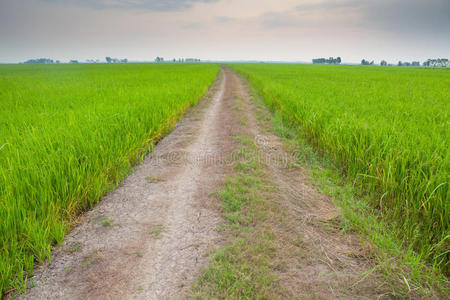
[70,60,79,64]
[312,57,341,64]
[312,58,325,64]
[360,59,374,65]
[106,57,112,63]
[23,58,54,64]
[412,61,420,66]
[185,58,201,62]
[380,60,387,66]
[120,58,128,63]
[433,58,449,67]
[398,61,403,66]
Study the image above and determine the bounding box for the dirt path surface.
[19,67,239,300]
[19,67,394,299]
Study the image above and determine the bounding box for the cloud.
[258,4,360,30]
[258,0,450,35]
[359,0,450,35]
[295,0,362,11]
[182,22,204,29]
[215,16,235,24]
[182,16,235,30]
[259,12,298,29]
[41,0,219,11]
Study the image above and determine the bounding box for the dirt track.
[20,67,239,299]
[19,67,391,299]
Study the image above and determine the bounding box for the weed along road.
[12,67,445,299]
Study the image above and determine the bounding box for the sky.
[0,0,449,63]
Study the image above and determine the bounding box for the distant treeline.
[106,57,128,63]
[422,58,448,67]
[312,57,341,64]
[369,58,448,67]
[21,56,449,67]
[23,58,60,64]
[155,57,201,63]
[23,58,79,64]
[397,61,420,67]
[22,57,128,64]
[312,57,448,67]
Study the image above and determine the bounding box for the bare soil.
[18,67,395,299]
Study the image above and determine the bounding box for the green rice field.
[0,63,219,293]
[230,64,449,274]
[1,62,448,295]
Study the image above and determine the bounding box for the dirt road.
[20,67,239,299]
[19,67,391,299]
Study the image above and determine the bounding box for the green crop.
[0,63,219,294]
[229,63,449,274]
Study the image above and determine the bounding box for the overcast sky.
[1,0,449,63]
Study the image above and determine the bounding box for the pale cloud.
[359,0,450,35]
[41,0,219,11]
[263,0,450,36]
[182,22,204,29]
[295,0,363,11]
[215,16,235,24]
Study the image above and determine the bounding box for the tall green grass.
[229,64,449,274]
[0,63,219,294]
